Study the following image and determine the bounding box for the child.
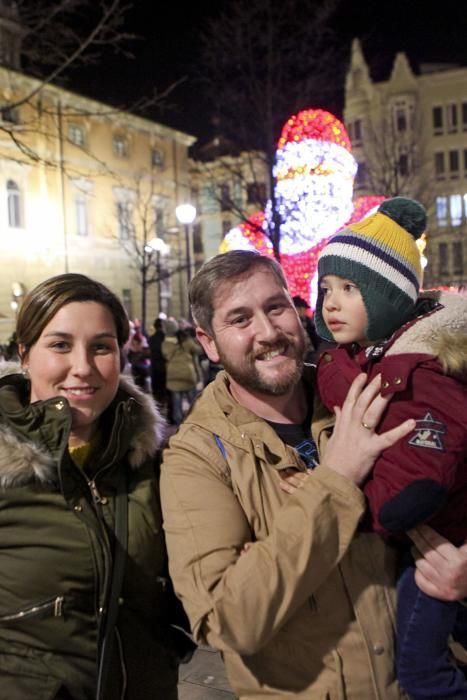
[311,197,467,699]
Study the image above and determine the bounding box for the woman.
[161,320,201,425]
[0,274,182,699]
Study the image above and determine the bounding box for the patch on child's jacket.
[408,412,446,451]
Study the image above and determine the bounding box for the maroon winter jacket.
[317,291,467,546]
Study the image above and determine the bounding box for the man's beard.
[217,333,306,397]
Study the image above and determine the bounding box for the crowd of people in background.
[121,312,228,425]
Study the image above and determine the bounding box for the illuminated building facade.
[345,39,467,289]
[0,32,195,342]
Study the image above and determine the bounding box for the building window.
[463,149,467,178]
[75,192,88,236]
[7,179,22,228]
[219,184,231,211]
[247,182,267,205]
[68,124,85,147]
[439,242,449,275]
[117,201,132,240]
[398,153,409,177]
[1,106,20,124]
[449,150,459,178]
[462,102,467,132]
[434,152,445,180]
[432,106,443,135]
[450,194,463,226]
[193,223,204,255]
[464,193,467,218]
[355,161,368,188]
[436,196,448,227]
[222,219,232,236]
[154,206,164,237]
[395,106,407,132]
[452,241,463,276]
[151,148,164,167]
[113,135,128,158]
[122,289,133,319]
[447,103,458,134]
[353,119,363,144]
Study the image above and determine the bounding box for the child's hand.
[278,468,310,495]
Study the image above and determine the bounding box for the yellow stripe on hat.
[349,211,422,273]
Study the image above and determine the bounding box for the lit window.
[113,135,128,158]
[434,152,445,180]
[69,124,85,147]
[6,179,22,228]
[452,241,463,276]
[122,289,133,318]
[464,193,467,218]
[447,104,458,134]
[449,150,459,178]
[432,106,443,135]
[439,242,449,275]
[436,196,448,227]
[450,194,462,226]
[117,201,132,239]
[75,192,88,236]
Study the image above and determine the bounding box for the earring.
[22,367,30,379]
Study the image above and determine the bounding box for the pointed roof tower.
[345,39,372,102]
[0,1,23,70]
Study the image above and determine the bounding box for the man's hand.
[408,525,467,601]
[321,373,415,486]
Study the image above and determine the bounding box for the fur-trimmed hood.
[386,290,467,378]
[0,364,166,488]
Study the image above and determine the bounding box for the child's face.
[320,275,369,345]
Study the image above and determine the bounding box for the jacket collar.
[0,366,165,488]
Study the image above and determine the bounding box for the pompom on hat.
[314,197,426,343]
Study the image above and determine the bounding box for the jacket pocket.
[0,595,64,624]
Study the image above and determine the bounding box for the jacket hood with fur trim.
[0,364,165,488]
[385,290,467,379]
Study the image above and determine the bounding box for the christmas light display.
[221,108,385,308]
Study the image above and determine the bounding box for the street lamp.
[175,203,197,289]
[146,237,170,312]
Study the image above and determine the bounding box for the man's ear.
[196,327,220,363]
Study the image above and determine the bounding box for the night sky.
[71,0,467,145]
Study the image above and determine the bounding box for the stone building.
[344,38,467,289]
[0,6,195,343]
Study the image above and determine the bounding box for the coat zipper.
[0,595,64,622]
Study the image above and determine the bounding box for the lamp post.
[146,236,170,315]
[175,203,197,290]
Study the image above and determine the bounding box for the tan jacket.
[161,371,408,699]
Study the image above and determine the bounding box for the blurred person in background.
[162,318,202,425]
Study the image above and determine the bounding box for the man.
[161,250,467,699]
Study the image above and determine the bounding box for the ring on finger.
[361,421,373,430]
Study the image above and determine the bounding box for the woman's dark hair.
[16,273,130,356]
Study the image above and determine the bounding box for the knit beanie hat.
[163,318,179,336]
[314,197,426,343]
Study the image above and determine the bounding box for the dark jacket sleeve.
[364,365,466,538]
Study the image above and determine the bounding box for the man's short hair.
[189,250,289,334]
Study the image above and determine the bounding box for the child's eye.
[344,283,357,292]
